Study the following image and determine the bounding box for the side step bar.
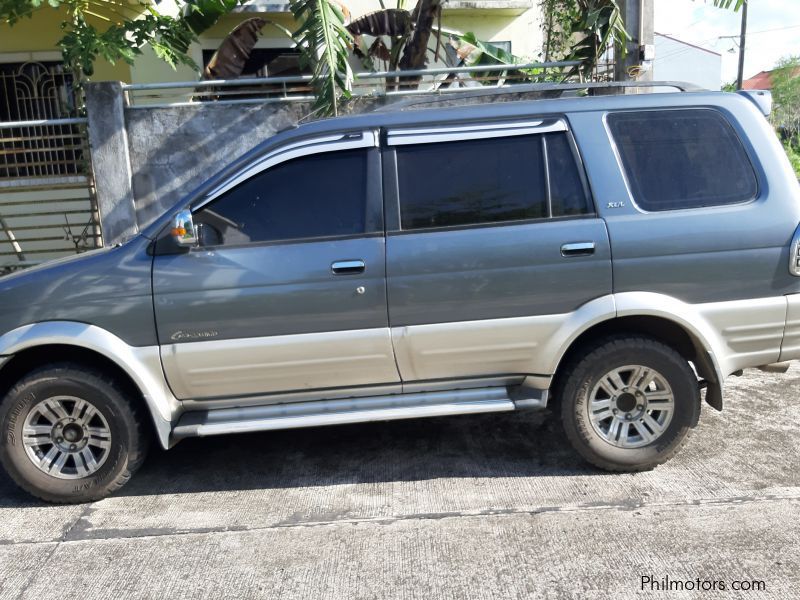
[172,386,546,440]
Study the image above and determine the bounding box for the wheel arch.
[543,294,727,412]
[0,322,177,448]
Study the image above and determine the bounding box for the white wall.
[652,33,722,90]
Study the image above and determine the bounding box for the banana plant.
[563,0,628,80]
[447,32,543,85]
[0,1,250,78]
[202,17,294,80]
[289,0,354,116]
[348,8,414,72]
[289,0,631,114]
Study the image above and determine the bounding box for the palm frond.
[713,0,745,10]
[182,0,242,35]
[290,0,353,116]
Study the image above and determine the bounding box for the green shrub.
[785,142,800,179]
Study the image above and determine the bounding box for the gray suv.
[2,88,799,503]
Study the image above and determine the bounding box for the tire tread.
[557,335,697,472]
[0,362,149,504]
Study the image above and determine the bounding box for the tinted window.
[397,135,547,230]
[608,109,757,211]
[195,149,369,246]
[546,132,591,216]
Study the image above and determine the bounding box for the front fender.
[0,321,178,448]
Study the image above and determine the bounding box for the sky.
[654,0,800,83]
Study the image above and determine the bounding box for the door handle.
[561,242,596,257]
[332,259,365,275]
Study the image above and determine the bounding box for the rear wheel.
[559,336,699,471]
[0,363,149,503]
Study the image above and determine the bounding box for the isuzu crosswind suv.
[1,87,799,503]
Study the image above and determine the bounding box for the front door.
[152,131,400,400]
[383,120,613,382]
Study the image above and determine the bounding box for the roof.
[744,67,800,90]
[654,32,722,57]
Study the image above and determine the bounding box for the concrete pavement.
[1,366,799,599]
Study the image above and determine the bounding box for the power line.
[722,22,800,36]
[653,36,724,62]
[655,22,800,63]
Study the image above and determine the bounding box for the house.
[651,32,722,91]
[743,67,800,90]
[0,0,547,269]
[0,1,657,269]
[0,1,545,89]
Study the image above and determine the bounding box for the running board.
[171,386,544,440]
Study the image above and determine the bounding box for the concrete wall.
[125,102,310,227]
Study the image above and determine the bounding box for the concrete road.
[1,366,799,599]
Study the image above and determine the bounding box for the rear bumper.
[780,294,800,362]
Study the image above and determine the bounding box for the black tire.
[558,336,699,472]
[0,363,149,503]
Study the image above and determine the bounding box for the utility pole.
[736,0,748,89]
[614,0,654,83]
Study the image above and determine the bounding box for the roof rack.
[373,80,707,112]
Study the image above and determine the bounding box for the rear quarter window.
[607,109,758,211]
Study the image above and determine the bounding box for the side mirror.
[171,209,198,247]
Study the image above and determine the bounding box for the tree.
[770,56,800,178]
[540,1,627,81]
[712,0,745,8]
[291,0,630,116]
[771,57,800,140]
[0,0,244,79]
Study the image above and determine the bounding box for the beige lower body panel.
[161,328,401,400]
[615,292,788,380]
[780,293,800,362]
[391,314,567,382]
[699,296,787,374]
[162,294,792,403]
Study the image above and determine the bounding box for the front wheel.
[0,364,149,503]
[559,336,700,472]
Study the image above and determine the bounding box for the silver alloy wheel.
[21,396,112,479]
[587,365,675,449]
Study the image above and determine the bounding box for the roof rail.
[373,80,707,112]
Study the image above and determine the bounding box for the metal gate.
[0,62,102,274]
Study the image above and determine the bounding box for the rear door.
[383,119,613,382]
[152,131,401,400]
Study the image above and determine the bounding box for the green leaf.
[181,0,242,35]
[289,0,353,116]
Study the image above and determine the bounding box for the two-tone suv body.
[2,89,799,503]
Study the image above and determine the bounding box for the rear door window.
[607,109,758,211]
[395,131,591,231]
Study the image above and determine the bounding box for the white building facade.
[652,32,722,90]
